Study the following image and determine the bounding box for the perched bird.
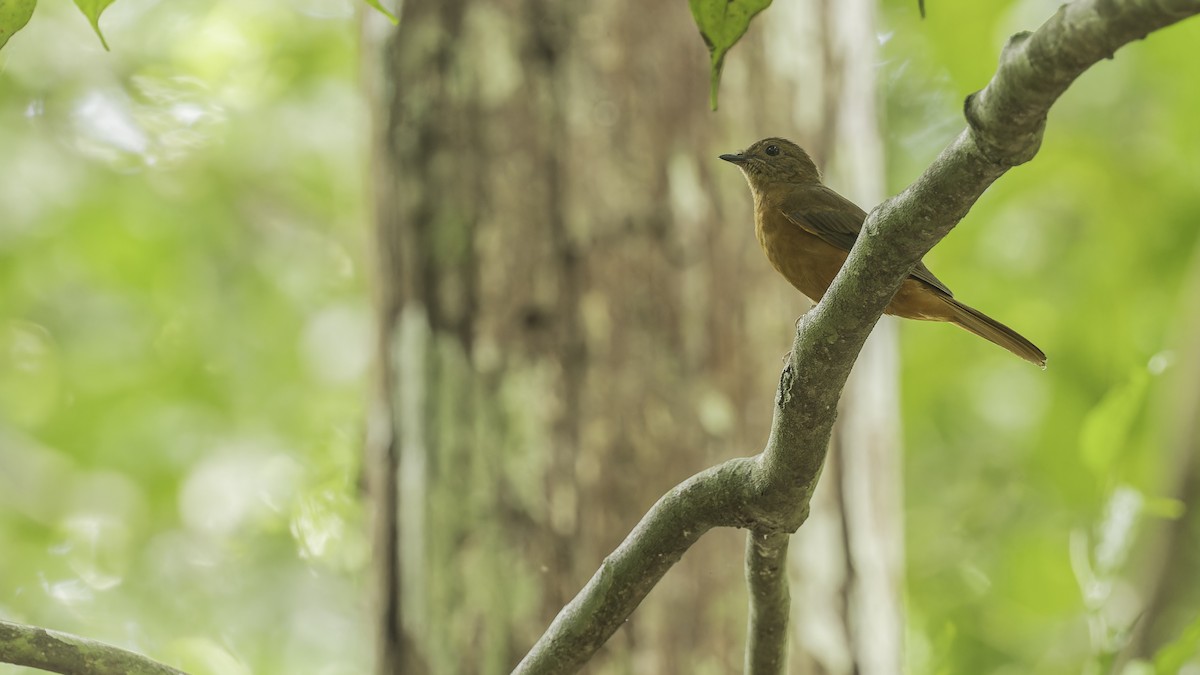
[721,137,1045,367]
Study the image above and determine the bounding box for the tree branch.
[515,1,1200,672]
[513,458,761,674]
[744,531,791,675]
[0,620,187,675]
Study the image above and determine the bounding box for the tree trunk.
[362,0,902,672]
[1128,238,1200,662]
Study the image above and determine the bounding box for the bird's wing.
[780,186,866,252]
[907,263,953,297]
[781,185,954,297]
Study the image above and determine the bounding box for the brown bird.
[721,137,1046,367]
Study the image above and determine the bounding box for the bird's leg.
[793,301,816,332]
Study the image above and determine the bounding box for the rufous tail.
[945,298,1046,368]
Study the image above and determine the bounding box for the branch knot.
[963,90,1046,167]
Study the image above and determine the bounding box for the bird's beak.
[719,153,748,165]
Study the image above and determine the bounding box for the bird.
[720,137,1046,367]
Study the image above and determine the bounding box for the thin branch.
[514,1,1200,672]
[0,620,187,675]
[512,458,760,674]
[745,531,791,675]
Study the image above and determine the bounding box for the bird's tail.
[944,298,1046,368]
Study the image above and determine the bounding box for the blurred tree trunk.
[1128,241,1200,662]
[783,1,904,673]
[361,0,902,672]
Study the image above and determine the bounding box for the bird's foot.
[794,308,813,332]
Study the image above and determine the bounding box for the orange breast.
[756,209,847,303]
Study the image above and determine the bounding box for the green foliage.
[1079,367,1150,476]
[72,0,114,49]
[687,0,771,110]
[884,0,1200,671]
[1,1,1197,673]
[0,0,369,672]
[0,0,35,50]
[0,0,396,52]
[362,0,396,24]
[1154,613,1200,674]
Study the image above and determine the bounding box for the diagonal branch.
[513,458,761,674]
[515,1,1200,673]
[0,619,187,675]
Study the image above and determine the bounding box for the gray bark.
[0,620,186,675]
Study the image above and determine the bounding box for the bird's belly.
[758,225,846,303]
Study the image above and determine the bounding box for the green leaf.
[1142,496,1185,520]
[688,0,771,110]
[72,0,115,50]
[0,0,36,51]
[362,0,397,24]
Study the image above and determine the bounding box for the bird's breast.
[754,207,847,304]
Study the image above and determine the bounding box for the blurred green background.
[1,0,1198,673]
[882,2,1200,672]
[0,1,370,673]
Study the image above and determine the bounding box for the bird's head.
[720,138,821,193]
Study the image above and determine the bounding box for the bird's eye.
[765,144,780,156]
